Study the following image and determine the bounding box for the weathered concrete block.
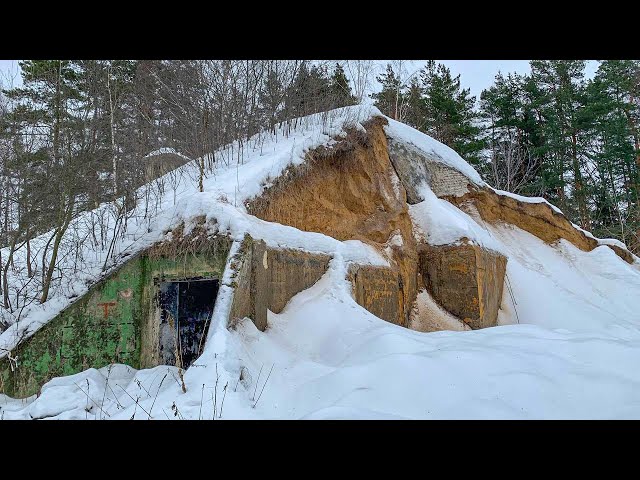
[229,238,331,331]
[228,238,255,329]
[266,248,332,314]
[0,235,232,398]
[251,240,270,331]
[418,243,507,329]
[348,265,402,326]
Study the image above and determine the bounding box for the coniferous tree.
[259,68,287,131]
[403,78,425,131]
[284,62,333,119]
[479,72,543,193]
[476,60,640,250]
[328,63,356,108]
[371,63,403,119]
[420,60,483,165]
[530,60,592,227]
[583,61,640,245]
[3,61,87,302]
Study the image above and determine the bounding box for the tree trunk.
[26,237,33,278]
[2,235,17,310]
[53,61,62,166]
[40,197,74,304]
[621,99,640,211]
[571,133,591,230]
[107,64,118,197]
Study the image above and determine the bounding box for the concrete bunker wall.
[418,243,507,330]
[348,265,404,326]
[246,117,418,327]
[228,237,411,330]
[229,237,331,331]
[0,235,231,398]
[387,137,474,202]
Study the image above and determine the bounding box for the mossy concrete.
[0,236,231,399]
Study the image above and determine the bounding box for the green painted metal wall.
[0,237,231,398]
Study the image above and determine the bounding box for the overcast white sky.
[0,59,21,87]
[380,60,599,98]
[0,59,600,100]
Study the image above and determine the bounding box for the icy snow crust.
[2,107,640,419]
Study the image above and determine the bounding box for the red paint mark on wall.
[119,288,133,299]
[98,302,117,318]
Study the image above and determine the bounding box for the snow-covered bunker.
[2,106,637,401]
[0,232,231,397]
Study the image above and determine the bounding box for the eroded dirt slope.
[247,117,418,326]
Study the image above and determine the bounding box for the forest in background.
[373,60,640,253]
[0,60,360,325]
[0,59,639,326]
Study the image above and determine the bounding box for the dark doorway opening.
[157,278,219,369]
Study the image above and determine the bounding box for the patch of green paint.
[34,351,52,376]
[0,236,232,398]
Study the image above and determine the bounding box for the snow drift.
[2,105,640,419]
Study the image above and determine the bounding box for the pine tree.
[583,61,640,245]
[478,60,640,251]
[530,60,591,228]
[3,60,86,302]
[328,63,356,108]
[479,72,544,193]
[420,60,482,165]
[403,78,425,131]
[371,63,403,119]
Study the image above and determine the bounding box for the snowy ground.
[2,106,640,419]
[3,250,640,420]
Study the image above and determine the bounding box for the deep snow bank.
[4,254,640,419]
[3,106,640,419]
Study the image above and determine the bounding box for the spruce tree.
[285,62,332,118]
[530,60,591,227]
[371,63,403,119]
[420,60,482,165]
[329,63,356,108]
[259,69,286,131]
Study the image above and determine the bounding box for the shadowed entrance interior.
[158,278,219,369]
